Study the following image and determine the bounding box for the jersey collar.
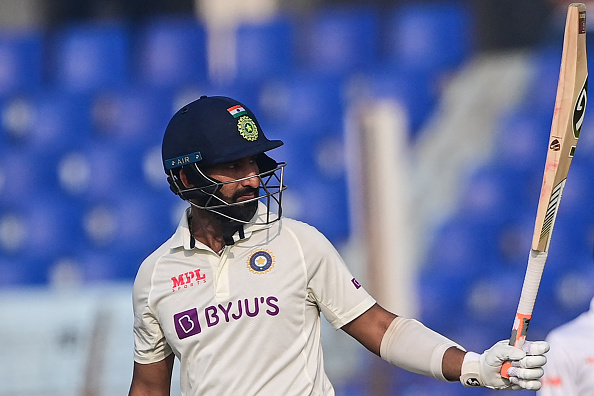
[169,203,279,250]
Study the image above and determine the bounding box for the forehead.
[212,155,256,166]
[203,155,258,171]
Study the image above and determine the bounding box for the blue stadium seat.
[266,122,349,243]
[133,16,207,89]
[0,146,65,205]
[56,138,147,201]
[494,213,536,267]
[90,86,173,145]
[78,192,177,280]
[457,165,529,226]
[463,269,523,329]
[491,108,551,172]
[418,270,471,333]
[1,90,92,154]
[555,161,594,223]
[553,260,594,314]
[297,6,379,76]
[361,65,437,134]
[424,218,495,277]
[0,149,26,205]
[395,374,481,396]
[528,45,564,114]
[49,21,130,93]
[0,30,44,97]
[235,15,295,83]
[547,219,591,265]
[0,196,82,283]
[64,248,140,283]
[0,256,48,286]
[0,145,6,199]
[271,124,343,180]
[257,73,343,131]
[281,177,350,244]
[440,321,508,366]
[384,2,473,73]
[575,101,594,164]
[141,143,171,191]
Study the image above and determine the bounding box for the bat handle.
[500,313,531,378]
[500,362,512,379]
[500,250,548,378]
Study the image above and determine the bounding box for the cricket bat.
[501,2,588,377]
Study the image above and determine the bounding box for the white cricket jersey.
[538,297,594,396]
[132,204,376,396]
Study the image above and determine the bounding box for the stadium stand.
[0,3,593,395]
[0,29,44,97]
[48,20,130,93]
[132,16,208,88]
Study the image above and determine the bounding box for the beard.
[213,186,259,223]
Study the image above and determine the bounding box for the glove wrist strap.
[460,352,484,387]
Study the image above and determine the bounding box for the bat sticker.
[540,180,566,244]
[573,77,588,139]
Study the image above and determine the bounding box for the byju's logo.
[172,296,280,340]
[174,308,201,339]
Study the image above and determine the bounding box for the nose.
[242,161,260,188]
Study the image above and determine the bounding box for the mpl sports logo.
[171,269,206,292]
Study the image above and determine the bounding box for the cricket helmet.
[162,95,286,224]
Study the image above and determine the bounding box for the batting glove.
[460,340,549,390]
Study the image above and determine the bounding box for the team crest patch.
[247,249,275,274]
[237,115,258,141]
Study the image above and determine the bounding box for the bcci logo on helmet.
[237,115,258,141]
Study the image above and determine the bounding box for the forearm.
[378,317,548,391]
[379,316,464,381]
[128,355,174,396]
[345,308,547,390]
[342,306,466,381]
[442,346,466,381]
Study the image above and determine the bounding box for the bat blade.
[532,3,588,254]
[501,3,588,376]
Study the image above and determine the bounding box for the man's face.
[204,156,260,222]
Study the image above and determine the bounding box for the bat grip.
[500,250,548,378]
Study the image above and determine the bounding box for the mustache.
[232,186,259,202]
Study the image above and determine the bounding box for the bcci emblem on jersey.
[247,250,275,274]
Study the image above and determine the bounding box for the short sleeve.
[291,222,376,329]
[132,264,173,364]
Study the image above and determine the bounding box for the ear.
[179,168,193,188]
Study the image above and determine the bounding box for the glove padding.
[460,340,549,390]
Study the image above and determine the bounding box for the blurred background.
[0,0,593,395]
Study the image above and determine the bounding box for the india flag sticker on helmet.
[227,105,247,118]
